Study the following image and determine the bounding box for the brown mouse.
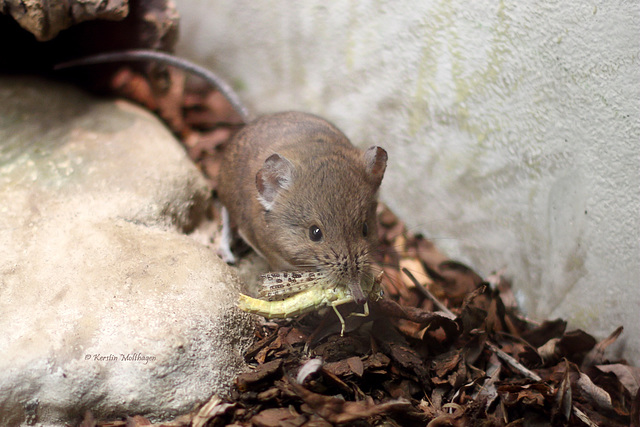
[218,111,387,304]
[56,50,387,304]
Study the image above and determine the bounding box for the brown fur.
[218,112,387,304]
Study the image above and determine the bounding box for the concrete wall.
[174,0,640,364]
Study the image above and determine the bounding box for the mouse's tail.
[55,49,250,123]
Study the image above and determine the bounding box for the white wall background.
[174,0,640,365]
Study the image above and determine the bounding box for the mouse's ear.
[256,153,295,211]
[363,146,387,187]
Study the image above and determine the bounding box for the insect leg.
[329,293,360,336]
[348,301,370,318]
[331,304,347,336]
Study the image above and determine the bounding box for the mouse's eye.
[362,222,369,237]
[309,225,323,242]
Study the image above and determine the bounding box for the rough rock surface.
[0,76,254,425]
[1,0,129,41]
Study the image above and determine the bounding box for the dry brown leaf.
[572,405,600,427]
[190,395,235,427]
[552,360,572,423]
[291,381,410,424]
[236,358,283,391]
[596,363,640,397]
[576,371,615,412]
[521,318,567,348]
[376,298,459,339]
[487,341,542,381]
[582,326,624,368]
[346,356,364,377]
[322,359,355,378]
[251,407,306,427]
[257,387,280,402]
[631,389,640,427]
[363,352,391,372]
[537,337,561,364]
[433,351,461,378]
[437,260,484,301]
[474,353,501,409]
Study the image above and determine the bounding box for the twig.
[401,267,453,317]
[486,341,542,382]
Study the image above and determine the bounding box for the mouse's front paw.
[217,244,236,264]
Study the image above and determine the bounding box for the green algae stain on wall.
[408,44,436,136]
[407,0,513,148]
[345,0,360,72]
[407,7,450,137]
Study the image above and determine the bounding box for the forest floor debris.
[76,65,638,427]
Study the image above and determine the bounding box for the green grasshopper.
[237,271,382,336]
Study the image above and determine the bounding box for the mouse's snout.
[349,281,367,305]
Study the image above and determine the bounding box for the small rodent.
[218,111,387,304]
[56,50,387,304]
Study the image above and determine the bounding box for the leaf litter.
[74,64,638,427]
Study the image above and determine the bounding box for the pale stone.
[0,77,254,425]
[175,0,640,365]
